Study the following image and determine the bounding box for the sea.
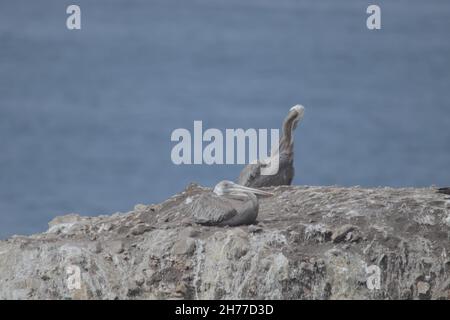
[1,0,449,238]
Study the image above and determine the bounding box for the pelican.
[189,180,272,226]
[238,105,305,188]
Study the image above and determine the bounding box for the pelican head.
[289,104,305,130]
[280,104,305,152]
[213,180,272,198]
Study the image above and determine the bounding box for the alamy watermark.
[367,5,381,30]
[365,265,381,290]
[171,121,280,175]
[66,5,81,30]
[65,4,381,31]
[66,265,81,290]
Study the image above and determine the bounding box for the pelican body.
[189,181,272,226]
[238,105,305,188]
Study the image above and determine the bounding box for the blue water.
[1,0,450,239]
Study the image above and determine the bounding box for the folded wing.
[189,193,237,225]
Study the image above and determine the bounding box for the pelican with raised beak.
[238,105,305,187]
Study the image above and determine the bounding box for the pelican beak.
[230,184,273,197]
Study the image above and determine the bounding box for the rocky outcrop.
[1,184,449,300]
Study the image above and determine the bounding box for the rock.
[0,185,449,299]
[134,204,148,212]
[97,223,113,233]
[90,242,102,254]
[417,281,430,294]
[134,275,145,287]
[304,223,332,243]
[110,240,125,254]
[179,226,199,238]
[248,225,263,233]
[417,281,431,299]
[172,237,196,256]
[175,282,187,295]
[130,224,152,236]
[46,214,88,234]
[48,213,85,227]
[331,224,358,243]
[444,214,450,227]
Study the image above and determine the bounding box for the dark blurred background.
[1,0,449,239]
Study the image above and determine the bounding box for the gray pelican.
[189,180,272,226]
[238,105,305,188]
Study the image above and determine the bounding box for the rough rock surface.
[1,184,450,300]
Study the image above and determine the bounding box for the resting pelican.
[238,105,305,188]
[189,180,272,226]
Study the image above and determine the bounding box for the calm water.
[1,0,450,239]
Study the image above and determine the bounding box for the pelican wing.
[237,154,294,188]
[237,161,264,187]
[189,193,237,225]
